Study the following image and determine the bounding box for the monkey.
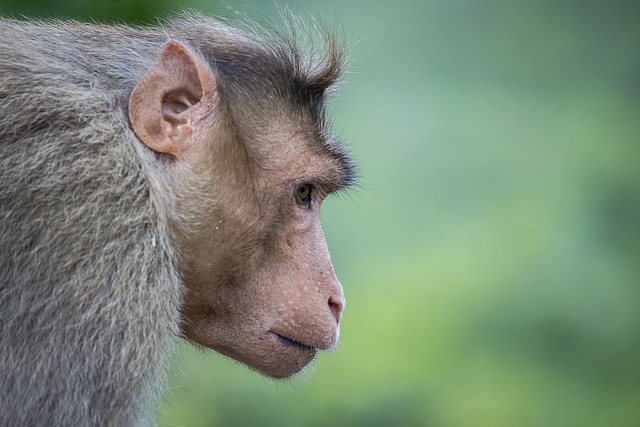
[0,13,355,426]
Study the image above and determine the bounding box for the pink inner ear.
[128,40,217,158]
[163,92,198,119]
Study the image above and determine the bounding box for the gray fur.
[0,13,346,426]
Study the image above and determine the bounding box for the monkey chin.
[183,318,339,379]
[239,330,340,379]
[197,330,328,379]
[265,326,341,378]
[254,331,321,379]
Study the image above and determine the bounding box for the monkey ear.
[128,40,218,158]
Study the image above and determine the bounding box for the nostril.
[328,296,343,324]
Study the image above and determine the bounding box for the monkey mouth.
[270,332,317,353]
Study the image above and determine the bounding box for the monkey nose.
[328,295,344,325]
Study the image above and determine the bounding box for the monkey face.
[128,39,354,378]
[176,148,348,378]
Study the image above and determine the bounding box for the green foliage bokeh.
[3,1,639,426]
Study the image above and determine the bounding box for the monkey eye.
[296,184,313,205]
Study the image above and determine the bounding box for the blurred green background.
[3,0,639,426]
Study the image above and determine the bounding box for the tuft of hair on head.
[172,9,348,108]
[270,9,348,98]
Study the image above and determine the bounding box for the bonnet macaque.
[0,13,354,425]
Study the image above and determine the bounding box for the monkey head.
[129,40,353,378]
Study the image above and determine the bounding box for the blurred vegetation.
[3,0,639,426]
